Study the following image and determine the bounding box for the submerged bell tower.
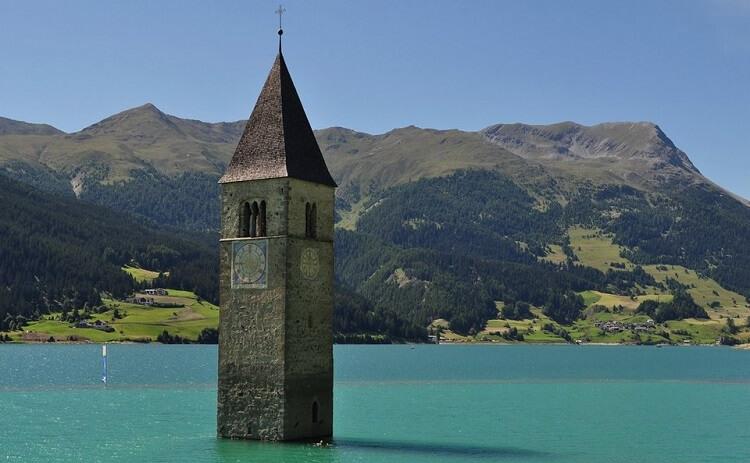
[217,24,336,440]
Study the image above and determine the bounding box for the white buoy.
[102,344,108,385]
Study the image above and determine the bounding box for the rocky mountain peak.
[481,121,698,174]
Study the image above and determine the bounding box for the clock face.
[300,248,319,280]
[231,239,268,288]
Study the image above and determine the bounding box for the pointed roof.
[220,52,336,187]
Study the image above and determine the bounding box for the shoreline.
[2,339,747,348]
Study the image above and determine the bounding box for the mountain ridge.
[0,103,741,201]
[0,116,63,136]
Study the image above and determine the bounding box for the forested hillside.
[1,105,749,342]
[335,170,750,336]
[0,175,217,331]
[80,171,221,231]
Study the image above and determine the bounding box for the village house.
[595,319,656,333]
[74,320,115,332]
[143,288,168,296]
[126,296,155,306]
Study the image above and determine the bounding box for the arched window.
[305,202,317,239]
[259,200,267,237]
[310,203,317,239]
[312,401,319,424]
[250,201,259,237]
[239,202,251,237]
[305,202,311,237]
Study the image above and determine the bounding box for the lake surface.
[1,344,749,462]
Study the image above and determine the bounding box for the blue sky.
[1,0,748,198]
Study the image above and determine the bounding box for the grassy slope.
[643,264,749,315]
[0,105,239,184]
[16,289,218,342]
[568,226,633,271]
[122,265,161,283]
[540,244,567,264]
[335,197,370,231]
[568,226,748,311]
[321,127,523,194]
[439,227,750,345]
[566,227,747,343]
[578,290,673,311]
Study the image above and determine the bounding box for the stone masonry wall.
[283,179,335,439]
[218,178,334,441]
[218,179,289,439]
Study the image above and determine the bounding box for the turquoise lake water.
[1,344,749,462]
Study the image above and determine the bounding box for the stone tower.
[217,49,336,441]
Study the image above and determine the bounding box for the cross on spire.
[275,5,286,34]
[275,4,286,51]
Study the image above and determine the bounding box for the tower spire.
[220,41,336,187]
[275,5,286,52]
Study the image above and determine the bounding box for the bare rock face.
[69,171,86,198]
[479,121,705,191]
[481,121,699,172]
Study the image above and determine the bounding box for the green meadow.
[16,289,218,343]
[568,226,633,272]
[569,227,748,310]
[438,227,750,345]
[122,265,163,283]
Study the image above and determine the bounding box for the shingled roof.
[219,52,336,187]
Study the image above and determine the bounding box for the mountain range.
[0,103,724,200]
[1,104,749,341]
